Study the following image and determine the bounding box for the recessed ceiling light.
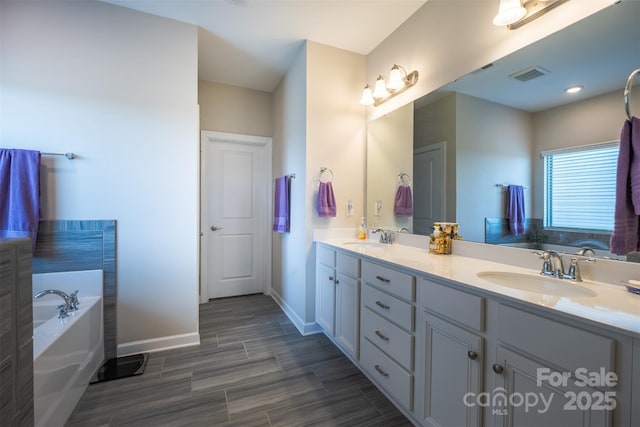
[565,85,583,94]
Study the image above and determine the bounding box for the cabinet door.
[492,346,613,427]
[335,272,360,359]
[316,262,336,335]
[418,311,483,427]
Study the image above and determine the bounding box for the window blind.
[543,142,619,231]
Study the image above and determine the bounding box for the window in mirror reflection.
[543,142,619,231]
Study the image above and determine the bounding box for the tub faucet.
[34,289,78,318]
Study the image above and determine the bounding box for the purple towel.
[611,117,640,255]
[0,149,41,251]
[507,185,525,236]
[394,185,413,216]
[273,176,290,233]
[317,181,336,217]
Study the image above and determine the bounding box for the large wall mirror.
[366,0,640,261]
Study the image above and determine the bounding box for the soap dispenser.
[358,217,367,240]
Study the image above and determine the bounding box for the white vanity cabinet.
[316,245,336,334]
[491,304,619,427]
[416,278,485,427]
[415,277,633,427]
[360,260,416,412]
[315,241,637,427]
[315,244,361,359]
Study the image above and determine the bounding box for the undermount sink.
[477,271,598,298]
[342,241,385,249]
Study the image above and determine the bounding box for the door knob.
[210,226,223,231]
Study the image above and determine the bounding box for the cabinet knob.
[328,276,334,281]
[492,364,504,374]
[335,279,340,284]
[467,351,478,360]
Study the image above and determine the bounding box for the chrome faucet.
[372,228,393,244]
[398,227,409,233]
[34,289,79,318]
[576,247,596,257]
[535,250,595,282]
[544,251,565,278]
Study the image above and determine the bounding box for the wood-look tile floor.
[66,294,413,426]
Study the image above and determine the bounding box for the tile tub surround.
[317,236,640,338]
[66,294,411,426]
[0,238,34,427]
[33,220,116,359]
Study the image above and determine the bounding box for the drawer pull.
[375,301,390,310]
[467,351,478,360]
[374,364,389,377]
[375,330,390,342]
[492,364,504,374]
[375,275,391,283]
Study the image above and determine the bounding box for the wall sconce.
[493,0,569,29]
[360,64,419,107]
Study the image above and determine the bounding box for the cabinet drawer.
[419,278,485,331]
[362,260,415,302]
[337,251,360,278]
[317,245,335,268]
[497,304,615,374]
[362,307,413,370]
[361,338,413,411]
[362,284,414,331]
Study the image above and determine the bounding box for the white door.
[413,143,445,235]
[201,131,272,301]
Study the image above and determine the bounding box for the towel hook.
[319,167,334,182]
[398,172,411,186]
[624,68,640,120]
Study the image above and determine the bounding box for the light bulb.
[387,65,405,90]
[359,85,374,105]
[493,0,526,26]
[372,75,388,99]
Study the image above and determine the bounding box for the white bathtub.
[32,270,104,427]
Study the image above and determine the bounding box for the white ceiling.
[101,0,427,92]
[420,1,640,113]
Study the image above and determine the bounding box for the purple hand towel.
[507,185,525,236]
[394,185,413,216]
[317,181,336,217]
[611,117,640,255]
[273,176,290,233]
[0,149,41,251]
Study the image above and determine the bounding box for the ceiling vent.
[509,66,549,82]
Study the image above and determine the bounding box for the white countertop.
[316,237,640,337]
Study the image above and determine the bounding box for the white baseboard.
[269,289,322,336]
[117,332,200,357]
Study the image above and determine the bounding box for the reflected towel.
[0,149,41,251]
[394,185,413,216]
[507,185,525,236]
[611,117,640,255]
[317,181,336,217]
[273,176,290,233]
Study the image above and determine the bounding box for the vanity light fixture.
[493,0,570,30]
[360,64,419,107]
